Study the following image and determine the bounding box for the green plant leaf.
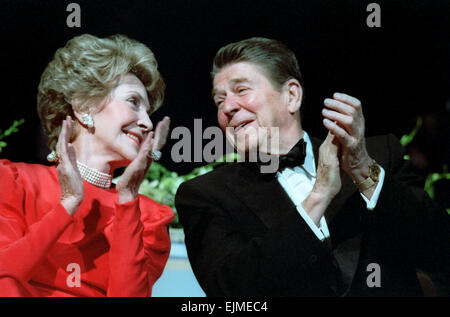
[0,141,7,152]
[0,119,25,141]
[424,166,450,201]
[400,116,422,147]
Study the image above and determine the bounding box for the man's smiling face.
[213,62,291,154]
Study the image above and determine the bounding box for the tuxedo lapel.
[224,163,298,229]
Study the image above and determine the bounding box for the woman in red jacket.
[0,34,174,296]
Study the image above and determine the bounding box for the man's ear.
[284,79,303,114]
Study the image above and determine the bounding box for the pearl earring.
[46,151,60,163]
[82,114,94,129]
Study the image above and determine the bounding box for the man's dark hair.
[211,37,303,91]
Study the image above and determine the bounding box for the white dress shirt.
[276,131,385,241]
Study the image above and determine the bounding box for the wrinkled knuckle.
[347,117,354,126]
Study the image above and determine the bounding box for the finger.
[56,119,68,160]
[323,118,352,148]
[60,118,72,159]
[322,108,353,132]
[117,134,152,187]
[65,116,74,144]
[153,116,170,150]
[324,131,340,154]
[324,98,355,115]
[59,117,77,166]
[153,116,170,151]
[141,133,155,170]
[66,143,78,167]
[138,132,154,162]
[122,134,154,177]
[331,133,341,147]
[332,92,361,109]
[324,130,334,143]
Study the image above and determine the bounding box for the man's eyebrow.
[212,78,250,98]
[230,78,251,86]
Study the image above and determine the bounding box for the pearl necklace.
[76,161,113,189]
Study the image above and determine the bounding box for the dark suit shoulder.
[365,134,405,173]
[181,162,241,188]
[366,133,402,150]
[175,162,246,204]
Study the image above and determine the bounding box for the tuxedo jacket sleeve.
[175,134,450,296]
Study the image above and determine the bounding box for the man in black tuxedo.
[175,37,450,296]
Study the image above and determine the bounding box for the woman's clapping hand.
[57,116,84,216]
[116,116,170,204]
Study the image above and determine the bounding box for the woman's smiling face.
[88,73,153,167]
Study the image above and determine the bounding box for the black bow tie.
[249,138,307,177]
[278,138,307,170]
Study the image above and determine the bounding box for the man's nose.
[222,95,240,116]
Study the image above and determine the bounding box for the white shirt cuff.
[360,164,385,210]
[296,203,330,241]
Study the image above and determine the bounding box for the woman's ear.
[71,99,95,132]
[70,97,84,123]
[71,108,83,125]
[284,79,303,114]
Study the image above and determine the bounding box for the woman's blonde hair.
[37,34,165,150]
